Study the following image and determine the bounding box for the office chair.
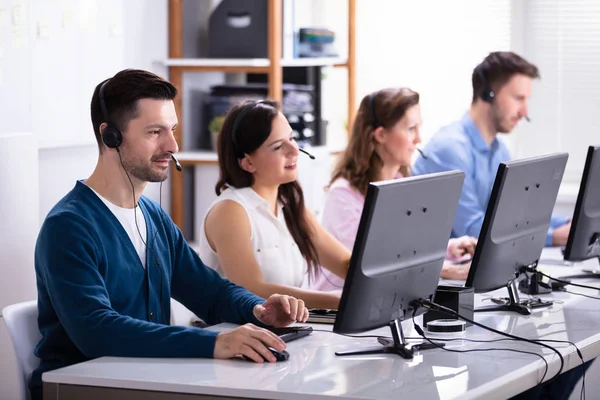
[2,300,40,400]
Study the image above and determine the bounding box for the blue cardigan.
[30,181,265,398]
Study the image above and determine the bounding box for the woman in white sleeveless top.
[199,100,350,310]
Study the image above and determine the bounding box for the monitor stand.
[335,318,444,360]
[475,278,552,315]
[562,234,600,269]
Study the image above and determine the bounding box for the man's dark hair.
[472,51,540,103]
[90,69,178,152]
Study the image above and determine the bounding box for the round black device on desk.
[425,319,467,334]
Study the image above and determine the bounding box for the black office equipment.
[465,153,569,315]
[267,326,313,343]
[247,66,327,145]
[333,171,465,359]
[243,348,290,362]
[423,285,474,328]
[307,309,337,324]
[208,0,269,58]
[201,82,321,150]
[564,146,600,265]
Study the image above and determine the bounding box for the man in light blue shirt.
[413,52,570,247]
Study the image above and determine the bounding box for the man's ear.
[372,126,386,145]
[239,156,256,173]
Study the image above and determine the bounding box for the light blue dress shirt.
[413,112,568,246]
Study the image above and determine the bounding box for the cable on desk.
[409,311,549,384]
[311,316,584,399]
[412,298,565,385]
[407,334,585,399]
[310,328,550,386]
[414,300,587,400]
[559,288,600,301]
[521,267,599,292]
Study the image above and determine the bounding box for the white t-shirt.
[199,186,307,287]
[88,186,147,268]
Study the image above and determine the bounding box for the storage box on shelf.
[165,0,356,235]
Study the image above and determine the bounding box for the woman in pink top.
[313,88,477,291]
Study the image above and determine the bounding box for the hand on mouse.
[253,294,309,327]
[213,323,286,363]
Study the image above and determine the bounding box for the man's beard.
[120,152,168,183]
[491,104,513,134]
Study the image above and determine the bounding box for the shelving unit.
[166,0,356,233]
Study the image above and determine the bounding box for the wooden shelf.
[282,57,347,67]
[167,0,356,234]
[177,145,346,167]
[176,151,219,166]
[161,57,347,69]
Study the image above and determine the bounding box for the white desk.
[43,251,600,400]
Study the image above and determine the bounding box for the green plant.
[209,115,226,133]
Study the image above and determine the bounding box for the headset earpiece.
[481,87,495,103]
[98,80,123,149]
[368,91,382,129]
[476,65,495,103]
[101,125,123,149]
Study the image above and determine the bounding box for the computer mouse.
[269,347,290,362]
[242,347,290,362]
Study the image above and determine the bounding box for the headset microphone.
[171,154,182,171]
[416,148,428,160]
[524,116,531,122]
[299,147,316,160]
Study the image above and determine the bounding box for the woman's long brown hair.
[330,88,420,196]
[215,100,320,271]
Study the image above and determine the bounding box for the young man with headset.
[413,51,571,248]
[413,52,590,400]
[30,69,309,400]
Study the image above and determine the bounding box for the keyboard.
[267,326,313,343]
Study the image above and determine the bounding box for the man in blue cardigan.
[30,69,309,400]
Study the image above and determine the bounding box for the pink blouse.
[310,178,363,291]
[311,177,458,292]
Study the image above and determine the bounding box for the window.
[512,0,600,184]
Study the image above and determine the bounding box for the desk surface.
[43,249,600,400]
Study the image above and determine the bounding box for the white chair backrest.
[2,300,40,400]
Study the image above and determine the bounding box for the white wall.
[34,0,170,220]
[0,133,39,400]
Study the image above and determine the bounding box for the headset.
[231,100,315,160]
[98,79,182,170]
[368,90,382,129]
[231,100,267,158]
[475,64,495,103]
[98,79,124,149]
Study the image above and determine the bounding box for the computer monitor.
[334,170,465,359]
[465,153,569,315]
[564,145,600,264]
